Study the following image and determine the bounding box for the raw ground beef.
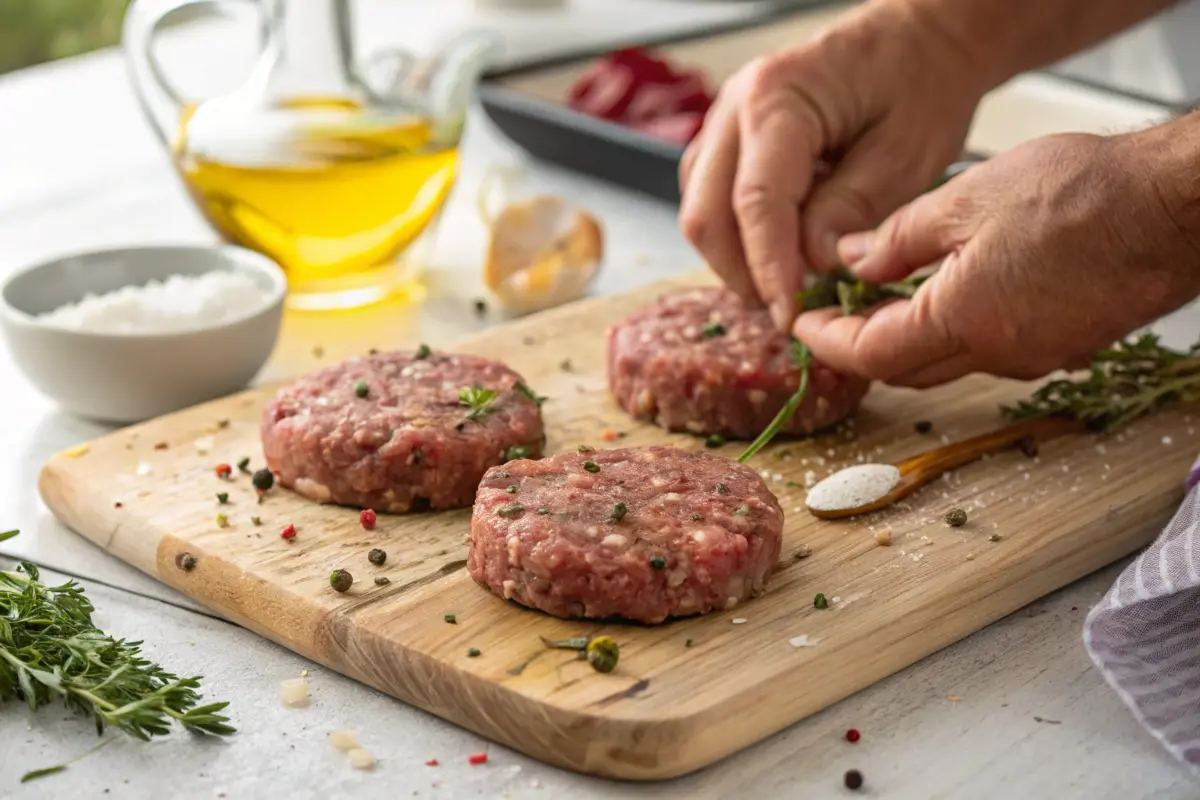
[467,445,783,623]
[606,286,870,439]
[261,350,545,512]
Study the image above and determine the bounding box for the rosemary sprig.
[459,386,498,421]
[1003,333,1200,432]
[798,266,930,316]
[1,533,234,741]
[738,339,812,463]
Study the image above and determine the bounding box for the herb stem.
[738,341,811,463]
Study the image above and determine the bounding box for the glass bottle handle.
[122,0,263,146]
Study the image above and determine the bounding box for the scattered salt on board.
[36,271,268,334]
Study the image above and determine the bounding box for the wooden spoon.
[807,416,1087,520]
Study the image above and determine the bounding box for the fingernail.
[768,300,792,332]
[838,232,873,267]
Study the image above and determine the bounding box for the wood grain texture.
[37,272,1197,780]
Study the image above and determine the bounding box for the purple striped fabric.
[1084,454,1200,767]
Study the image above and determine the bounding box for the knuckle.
[679,203,713,249]
[732,180,773,221]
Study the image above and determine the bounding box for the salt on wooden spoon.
[806,416,1086,519]
[478,166,603,314]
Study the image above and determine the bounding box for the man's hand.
[794,125,1200,387]
[677,2,985,330]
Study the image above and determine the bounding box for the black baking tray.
[478,2,1174,203]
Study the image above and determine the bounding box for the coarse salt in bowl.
[0,244,287,423]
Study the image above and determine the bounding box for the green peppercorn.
[814,593,829,609]
[585,636,620,673]
[215,513,229,528]
[250,515,262,526]
[583,461,600,473]
[368,548,386,566]
[611,502,627,522]
[444,614,457,624]
[506,445,531,462]
[705,434,726,448]
[330,569,353,593]
[650,556,666,570]
[216,492,229,504]
[252,468,275,492]
[945,507,968,527]
[354,380,369,398]
[701,322,726,337]
[467,647,481,658]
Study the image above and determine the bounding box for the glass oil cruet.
[123,0,500,310]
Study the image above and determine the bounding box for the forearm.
[891,0,1180,89]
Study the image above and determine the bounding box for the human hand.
[678,1,989,330]
[793,126,1200,387]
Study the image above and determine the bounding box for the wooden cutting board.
[38,273,1195,780]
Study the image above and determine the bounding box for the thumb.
[837,184,967,284]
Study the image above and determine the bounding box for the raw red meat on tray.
[566,47,714,146]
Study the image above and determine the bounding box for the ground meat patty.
[607,286,870,439]
[467,445,783,623]
[261,350,545,512]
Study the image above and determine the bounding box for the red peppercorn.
[468,752,488,765]
[360,508,377,530]
[425,758,438,767]
[846,728,861,743]
[280,523,296,540]
[215,463,232,479]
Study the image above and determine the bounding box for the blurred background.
[0,0,130,74]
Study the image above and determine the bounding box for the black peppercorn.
[1018,435,1039,458]
[945,507,968,527]
[252,468,275,492]
[844,769,863,790]
[330,569,353,593]
[914,420,933,434]
[368,548,386,566]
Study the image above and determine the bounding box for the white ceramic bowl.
[0,245,286,424]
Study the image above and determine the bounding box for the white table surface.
[2,2,1200,798]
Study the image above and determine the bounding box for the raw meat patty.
[261,350,546,512]
[607,286,870,439]
[467,445,783,623]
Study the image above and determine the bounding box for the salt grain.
[788,635,816,648]
[1163,436,1174,446]
[136,462,153,476]
[36,271,270,334]
[731,618,748,625]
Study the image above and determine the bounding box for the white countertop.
[2,2,1199,798]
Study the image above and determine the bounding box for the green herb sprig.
[738,339,812,463]
[1003,333,1200,432]
[0,535,234,741]
[515,381,547,407]
[798,266,930,317]
[459,386,498,421]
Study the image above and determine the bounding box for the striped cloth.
[1084,455,1200,767]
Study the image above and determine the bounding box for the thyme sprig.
[1003,333,1200,432]
[459,386,498,421]
[0,534,234,741]
[738,339,812,463]
[798,266,930,316]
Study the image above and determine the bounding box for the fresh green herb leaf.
[21,766,67,783]
[701,322,726,338]
[540,636,589,651]
[444,614,457,624]
[610,502,627,522]
[496,503,525,518]
[798,266,930,316]
[739,340,812,463]
[705,434,726,448]
[0,529,18,543]
[467,648,481,658]
[583,461,600,473]
[415,343,432,359]
[505,445,531,462]
[515,381,547,407]
[459,386,499,421]
[1002,333,1200,432]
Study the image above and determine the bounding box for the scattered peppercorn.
[176,553,197,571]
[468,752,488,765]
[701,322,726,337]
[215,463,232,479]
[586,636,619,673]
[250,515,262,526]
[1018,435,1039,458]
[368,548,387,566]
[216,492,229,504]
[367,348,379,356]
[425,758,439,767]
[444,614,457,624]
[473,299,488,318]
[154,441,169,450]
[945,507,969,527]
[354,380,369,398]
[846,728,861,743]
[914,420,933,434]
[705,434,726,448]
[467,648,481,658]
[988,533,1003,542]
[611,502,627,522]
[716,483,728,494]
[360,508,377,530]
[650,556,666,570]
[113,501,123,509]
[583,461,600,473]
[844,770,863,790]
[506,485,517,494]
[216,419,230,429]
[814,593,829,609]
[215,513,229,528]
[415,343,432,359]
[252,468,275,492]
[505,445,531,462]
[374,576,391,586]
[330,569,353,593]
[280,523,297,540]
[560,358,573,372]
[685,638,694,648]
[237,457,251,474]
